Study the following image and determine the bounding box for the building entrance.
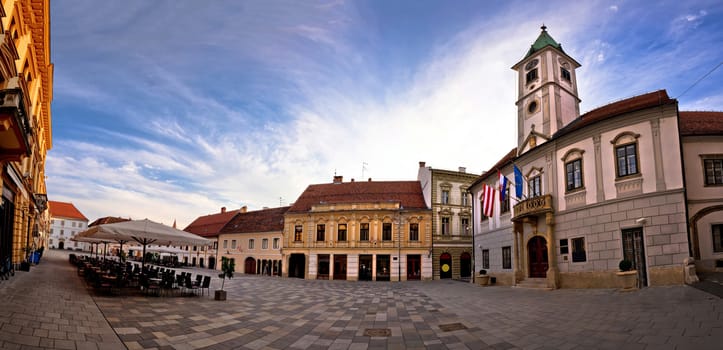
[359,255,373,281]
[333,255,347,280]
[244,257,256,274]
[460,252,472,279]
[439,253,452,279]
[622,228,647,287]
[528,236,548,278]
[407,254,421,280]
[288,254,305,278]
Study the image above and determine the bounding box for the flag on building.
[513,164,524,199]
[499,171,509,202]
[481,184,496,217]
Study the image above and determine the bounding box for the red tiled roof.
[48,201,88,221]
[555,90,675,138]
[183,208,240,238]
[88,216,131,227]
[679,111,723,136]
[471,148,518,187]
[288,180,427,213]
[219,206,290,234]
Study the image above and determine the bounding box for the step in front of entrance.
[513,278,552,290]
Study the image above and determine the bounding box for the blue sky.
[48,0,723,227]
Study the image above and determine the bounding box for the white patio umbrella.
[76,219,211,271]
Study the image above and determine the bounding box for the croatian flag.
[498,171,509,202]
[481,184,496,217]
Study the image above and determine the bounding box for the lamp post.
[398,205,403,282]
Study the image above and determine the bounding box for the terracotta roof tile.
[219,207,290,234]
[288,180,427,213]
[679,111,723,136]
[88,216,131,227]
[48,201,88,221]
[183,209,241,238]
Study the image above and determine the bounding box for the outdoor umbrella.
[76,219,210,271]
[72,232,118,259]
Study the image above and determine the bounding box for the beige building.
[470,26,689,289]
[680,112,723,273]
[217,206,288,275]
[183,206,241,269]
[417,162,478,280]
[0,0,52,268]
[282,176,432,281]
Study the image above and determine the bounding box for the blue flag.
[513,165,523,199]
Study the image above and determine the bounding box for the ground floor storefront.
[283,250,432,281]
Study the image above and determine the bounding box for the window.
[72,222,76,227]
[565,159,583,191]
[193,245,197,251]
[337,223,347,241]
[382,223,392,241]
[294,225,303,241]
[61,221,65,226]
[482,249,489,269]
[616,144,638,177]
[273,238,279,249]
[704,159,723,185]
[247,239,253,249]
[213,242,218,250]
[441,190,450,204]
[441,217,450,235]
[360,223,370,241]
[529,175,541,197]
[561,67,571,81]
[559,239,569,255]
[461,218,470,235]
[461,192,469,206]
[501,189,510,213]
[409,223,419,241]
[50,228,53,234]
[571,237,586,262]
[316,224,325,241]
[526,68,538,84]
[262,239,268,249]
[713,224,723,253]
[223,240,228,249]
[502,246,511,269]
[528,100,538,114]
[231,240,237,249]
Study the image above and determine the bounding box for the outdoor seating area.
[70,254,212,297]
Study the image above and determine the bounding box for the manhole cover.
[364,328,391,337]
[439,323,468,332]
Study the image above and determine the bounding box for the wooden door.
[528,236,548,278]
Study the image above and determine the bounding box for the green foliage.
[619,259,633,272]
[218,257,235,291]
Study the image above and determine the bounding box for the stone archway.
[244,257,256,274]
[440,253,452,279]
[460,252,472,279]
[690,205,723,259]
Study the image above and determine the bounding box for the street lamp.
[398,205,403,281]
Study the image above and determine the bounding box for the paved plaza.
[1,250,722,350]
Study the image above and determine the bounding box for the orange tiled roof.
[48,201,88,221]
[183,208,240,238]
[219,207,290,234]
[288,180,427,213]
[88,216,131,227]
[679,111,723,136]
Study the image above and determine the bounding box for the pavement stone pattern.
[2,249,723,349]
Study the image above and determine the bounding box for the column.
[513,222,522,284]
[545,212,559,289]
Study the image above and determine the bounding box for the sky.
[48,0,723,228]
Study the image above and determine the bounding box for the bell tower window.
[561,67,571,82]
[526,69,538,84]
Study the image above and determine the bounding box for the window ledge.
[615,176,643,197]
[564,190,586,209]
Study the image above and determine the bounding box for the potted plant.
[477,269,490,286]
[19,246,33,271]
[616,259,637,290]
[215,257,235,300]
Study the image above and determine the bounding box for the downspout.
[470,189,476,284]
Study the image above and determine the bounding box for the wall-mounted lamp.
[635,217,647,225]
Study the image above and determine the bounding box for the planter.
[214,290,227,301]
[477,274,490,286]
[19,261,30,271]
[616,270,638,291]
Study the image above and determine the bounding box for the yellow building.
[283,176,433,281]
[217,206,288,275]
[0,0,52,269]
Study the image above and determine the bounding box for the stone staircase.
[513,277,552,290]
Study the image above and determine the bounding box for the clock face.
[525,59,539,71]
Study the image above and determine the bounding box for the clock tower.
[512,26,581,155]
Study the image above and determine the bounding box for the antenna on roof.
[279,197,284,206]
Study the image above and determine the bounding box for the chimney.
[368,178,372,182]
[458,167,466,173]
[221,207,227,213]
[333,175,343,184]
[419,161,426,168]
[351,178,355,182]
[241,206,247,213]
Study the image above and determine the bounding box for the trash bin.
[31,252,40,264]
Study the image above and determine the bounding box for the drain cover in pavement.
[364,328,391,337]
[439,323,468,332]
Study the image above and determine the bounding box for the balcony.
[0,88,31,162]
[512,194,553,221]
